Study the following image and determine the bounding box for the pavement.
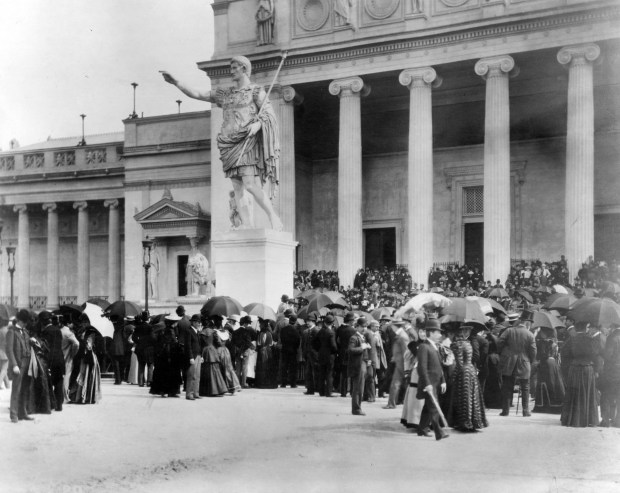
[1,380,620,493]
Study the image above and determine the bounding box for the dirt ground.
[1,380,619,493]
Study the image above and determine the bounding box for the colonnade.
[11,199,122,309]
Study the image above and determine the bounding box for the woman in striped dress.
[448,325,488,432]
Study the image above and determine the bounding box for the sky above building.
[0,0,214,150]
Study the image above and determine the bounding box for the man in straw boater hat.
[497,309,537,417]
[416,315,449,440]
[348,317,372,416]
[161,55,283,230]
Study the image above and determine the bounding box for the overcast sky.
[0,0,214,150]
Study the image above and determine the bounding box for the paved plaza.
[2,380,619,493]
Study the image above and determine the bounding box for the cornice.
[122,139,210,156]
[123,177,210,191]
[0,166,124,184]
[199,5,620,78]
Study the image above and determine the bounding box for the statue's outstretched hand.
[247,121,261,136]
[160,70,177,85]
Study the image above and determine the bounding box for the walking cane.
[515,380,521,416]
[232,51,289,169]
[425,386,448,428]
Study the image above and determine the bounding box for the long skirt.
[217,346,241,393]
[561,364,599,427]
[401,370,425,429]
[150,356,182,397]
[128,352,140,385]
[199,346,228,397]
[255,346,278,389]
[448,362,488,431]
[69,357,102,404]
[484,354,503,409]
[533,357,565,414]
[23,351,55,414]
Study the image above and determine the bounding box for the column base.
[212,229,298,308]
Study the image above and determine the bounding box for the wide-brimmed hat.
[507,312,520,322]
[391,317,407,327]
[216,328,230,341]
[344,313,355,323]
[323,314,335,324]
[165,313,182,322]
[228,314,241,324]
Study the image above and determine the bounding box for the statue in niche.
[334,0,357,31]
[161,56,283,231]
[148,241,161,299]
[186,238,210,297]
[412,0,423,14]
[256,0,275,46]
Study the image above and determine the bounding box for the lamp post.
[78,114,87,146]
[6,245,16,306]
[142,239,153,312]
[130,82,139,119]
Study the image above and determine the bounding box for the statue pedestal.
[211,229,297,308]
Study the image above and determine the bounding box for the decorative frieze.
[24,153,44,169]
[86,148,107,164]
[364,0,401,20]
[0,156,15,171]
[297,0,330,31]
[54,150,75,167]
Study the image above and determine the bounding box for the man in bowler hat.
[315,314,338,397]
[498,309,537,417]
[7,309,34,422]
[348,317,372,415]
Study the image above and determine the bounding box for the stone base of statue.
[211,229,297,308]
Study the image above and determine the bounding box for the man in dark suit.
[416,317,449,440]
[184,314,202,400]
[302,313,320,395]
[498,309,537,417]
[7,310,34,423]
[280,315,301,388]
[315,314,338,397]
[133,311,154,387]
[348,318,372,415]
[40,311,65,411]
[233,316,256,388]
[336,313,356,397]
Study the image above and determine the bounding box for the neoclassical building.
[1,0,619,310]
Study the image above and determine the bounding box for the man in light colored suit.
[498,309,537,417]
[383,318,410,409]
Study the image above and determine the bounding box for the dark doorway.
[464,223,484,270]
[178,255,188,297]
[364,228,396,271]
[595,213,620,262]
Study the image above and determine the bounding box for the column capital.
[73,201,88,211]
[329,77,371,98]
[557,43,600,68]
[270,84,304,105]
[13,204,27,214]
[475,55,518,80]
[42,202,57,212]
[104,199,120,209]
[399,67,442,90]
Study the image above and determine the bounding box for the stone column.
[329,77,370,287]
[399,67,441,286]
[73,201,89,303]
[104,199,121,302]
[475,55,517,285]
[42,203,59,310]
[13,204,29,309]
[271,84,303,238]
[557,44,600,280]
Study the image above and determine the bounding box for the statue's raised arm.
[160,70,213,103]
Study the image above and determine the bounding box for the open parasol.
[201,296,244,318]
[105,300,142,319]
[532,310,565,330]
[243,302,277,322]
[439,298,487,326]
[567,298,620,327]
[82,302,115,338]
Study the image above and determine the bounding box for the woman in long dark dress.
[69,328,102,404]
[22,321,55,414]
[484,327,503,409]
[560,322,600,427]
[533,328,565,414]
[255,319,278,389]
[198,321,228,397]
[150,318,182,398]
[448,325,488,432]
[600,324,620,427]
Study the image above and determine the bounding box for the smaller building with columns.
[1,0,619,309]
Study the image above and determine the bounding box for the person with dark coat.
[301,313,320,395]
[600,324,620,427]
[111,318,127,385]
[348,319,371,416]
[416,318,449,440]
[498,309,537,417]
[149,315,182,398]
[232,316,256,388]
[335,313,356,397]
[315,314,338,397]
[279,315,301,388]
[183,315,202,400]
[40,311,65,411]
[133,312,154,387]
[469,326,489,393]
[7,310,34,423]
[532,327,565,414]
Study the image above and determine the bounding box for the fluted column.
[557,44,600,280]
[104,199,121,302]
[13,205,29,309]
[271,85,303,237]
[399,67,441,286]
[329,77,370,287]
[73,201,89,303]
[42,203,59,310]
[475,55,517,284]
